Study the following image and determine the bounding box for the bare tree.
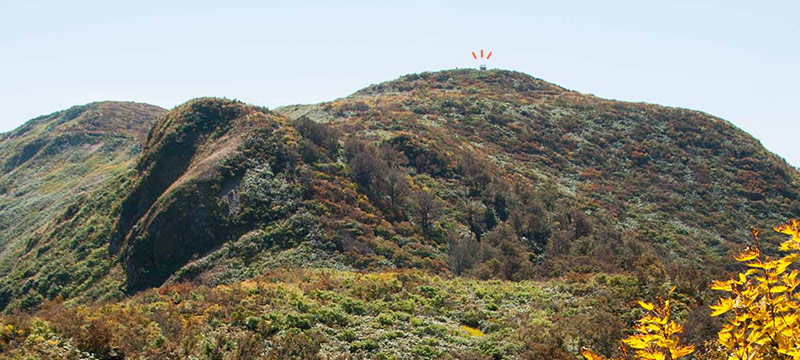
[447,231,479,275]
[385,169,409,218]
[415,190,441,234]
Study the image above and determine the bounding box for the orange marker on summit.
[471,49,492,59]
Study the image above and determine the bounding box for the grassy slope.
[0,102,165,309]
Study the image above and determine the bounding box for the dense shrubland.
[0,269,656,359]
[3,70,796,314]
[9,218,796,359]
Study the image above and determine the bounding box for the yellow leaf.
[664,322,683,336]
[776,253,800,273]
[774,219,800,239]
[769,285,789,293]
[735,247,760,262]
[739,272,748,284]
[711,279,734,291]
[779,240,800,252]
[717,326,734,348]
[638,300,655,311]
[635,350,666,360]
[581,348,606,360]
[782,270,800,291]
[710,297,735,317]
[670,344,695,359]
[623,335,649,349]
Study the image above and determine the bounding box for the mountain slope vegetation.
[0,101,164,309]
[277,69,799,279]
[0,69,797,359]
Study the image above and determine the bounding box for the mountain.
[0,70,797,359]
[111,98,291,292]
[278,69,799,274]
[0,101,165,309]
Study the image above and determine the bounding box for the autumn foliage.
[709,219,800,359]
[581,287,694,360]
[583,219,800,360]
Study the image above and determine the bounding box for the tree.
[465,201,488,242]
[345,138,387,196]
[385,168,409,219]
[294,116,340,155]
[344,138,410,218]
[415,190,441,235]
[508,202,551,254]
[379,143,408,169]
[459,152,492,196]
[572,209,592,239]
[447,231,479,275]
[483,224,531,280]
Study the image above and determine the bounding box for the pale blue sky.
[1,0,798,166]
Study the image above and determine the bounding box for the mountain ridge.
[0,101,165,309]
[0,69,797,358]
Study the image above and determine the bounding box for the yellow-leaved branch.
[582,219,800,360]
[709,219,800,360]
[581,287,694,360]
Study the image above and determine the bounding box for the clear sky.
[1,0,798,167]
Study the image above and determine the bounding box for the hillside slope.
[0,101,164,309]
[111,98,294,292]
[3,70,798,309]
[105,70,800,300]
[276,69,799,277]
[0,70,797,358]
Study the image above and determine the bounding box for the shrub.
[284,313,311,330]
[244,316,260,331]
[461,309,485,328]
[336,330,357,342]
[376,312,394,327]
[266,329,323,360]
[340,298,367,315]
[411,343,442,359]
[349,338,379,353]
[311,307,350,327]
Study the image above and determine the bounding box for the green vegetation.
[0,269,656,359]
[0,69,797,358]
[0,102,164,310]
